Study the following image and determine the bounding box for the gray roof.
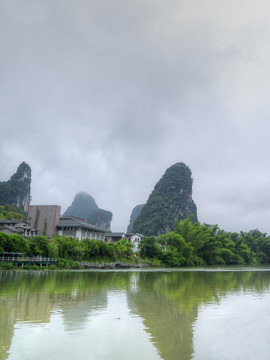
[105,232,125,237]
[57,217,105,233]
[0,225,20,233]
[0,220,21,225]
[126,233,144,237]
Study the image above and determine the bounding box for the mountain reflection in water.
[0,269,270,360]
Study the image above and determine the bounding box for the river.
[1,268,270,360]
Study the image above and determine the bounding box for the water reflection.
[0,269,270,360]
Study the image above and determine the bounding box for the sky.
[1,0,270,233]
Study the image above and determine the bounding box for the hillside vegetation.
[0,162,31,213]
[133,163,197,236]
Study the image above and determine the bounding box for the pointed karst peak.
[63,191,112,230]
[11,162,31,182]
[133,162,198,236]
[0,161,31,213]
[63,192,98,219]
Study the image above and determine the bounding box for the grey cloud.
[1,0,270,232]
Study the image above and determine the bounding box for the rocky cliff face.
[64,191,112,231]
[133,163,198,236]
[0,162,31,213]
[127,204,145,233]
[87,209,112,231]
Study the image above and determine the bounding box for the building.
[0,220,38,237]
[105,232,126,242]
[27,205,61,238]
[56,216,106,241]
[105,232,144,251]
[126,233,144,251]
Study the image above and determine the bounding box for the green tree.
[139,236,163,259]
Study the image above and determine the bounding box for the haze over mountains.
[1,162,197,235]
[63,192,112,231]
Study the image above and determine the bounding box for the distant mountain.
[127,204,145,233]
[133,162,198,236]
[64,192,98,219]
[63,191,112,231]
[87,209,112,231]
[0,162,31,214]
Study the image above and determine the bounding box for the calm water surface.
[1,268,270,360]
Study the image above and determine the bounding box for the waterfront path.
[0,255,58,266]
[0,255,142,269]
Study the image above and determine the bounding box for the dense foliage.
[2,216,270,269]
[133,163,197,236]
[138,216,270,266]
[0,233,136,265]
[0,204,26,220]
[0,162,31,213]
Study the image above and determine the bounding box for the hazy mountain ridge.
[87,209,112,231]
[63,192,112,231]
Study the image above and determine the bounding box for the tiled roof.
[105,232,125,237]
[0,220,21,224]
[126,233,144,237]
[57,217,105,232]
[0,225,20,233]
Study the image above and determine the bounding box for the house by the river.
[105,232,144,251]
[56,216,106,241]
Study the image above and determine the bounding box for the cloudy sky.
[1,0,270,233]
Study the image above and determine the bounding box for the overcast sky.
[1,0,270,233]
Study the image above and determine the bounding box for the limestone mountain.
[87,209,112,231]
[133,162,198,236]
[63,191,112,231]
[0,162,31,214]
[64,192,98,219]
[127,204,145,233]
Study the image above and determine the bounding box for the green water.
[1,268,270,360]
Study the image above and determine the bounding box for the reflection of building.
[27,205,61,238]
[0,271,109,359]
[0,273,52,360]
[57,216,106,240]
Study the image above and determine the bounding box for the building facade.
[27,205,61,238]
[56,217,106,241]
[126,233,144,251]
[0,220,38,237]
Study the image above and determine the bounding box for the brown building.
[27,205,61,238]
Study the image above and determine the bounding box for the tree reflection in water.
[0,269,270,360]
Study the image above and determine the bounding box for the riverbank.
[0,259,152,270]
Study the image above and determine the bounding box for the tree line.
[1,216,270,268]
[139,216,270,266]
[0,232,136,266]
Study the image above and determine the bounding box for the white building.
[56,216,105,241]
[126,233,144,251]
